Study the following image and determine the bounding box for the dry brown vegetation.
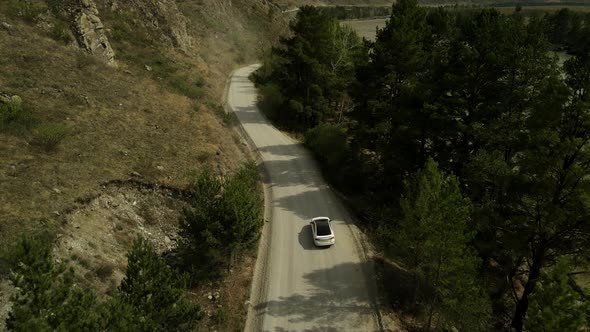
[0,0,287,330]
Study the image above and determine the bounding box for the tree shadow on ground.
[254,261,380,331]
[258,157,325,190]
[233,105,270,125]
[374,256,433,332]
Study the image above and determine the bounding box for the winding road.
[228,65,380,332]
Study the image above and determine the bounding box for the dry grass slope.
[0,0,288,330]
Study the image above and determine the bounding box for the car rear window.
[316,221,331,236]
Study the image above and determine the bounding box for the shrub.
[207,101,236,126]
[304,123,350,170]
[6,235,102,331]
[50,19,73,44]
[304,123,365,192]
[118,237,202,330]
[0,97,35,132]
[169,76,205,100]
[33,123,68,150]
[213,307,228,324]
[5,235,201,331]
[180,162,263,280]
[257,83,284,121]
[6,0,45,22]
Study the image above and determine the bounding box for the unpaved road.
[228,64,381,331]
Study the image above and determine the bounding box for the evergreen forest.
[252,2,590,330]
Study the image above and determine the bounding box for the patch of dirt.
[0,179,258,331]
[52,182,190,300]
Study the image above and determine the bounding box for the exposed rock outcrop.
[72,0,116,66]
[106,0,192,51]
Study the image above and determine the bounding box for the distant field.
[494,5,590,14]
[341,18,387,40]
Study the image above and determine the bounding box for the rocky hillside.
[0,0,286,330]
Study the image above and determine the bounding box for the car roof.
[314,219,332,235]
[312,216,330,222]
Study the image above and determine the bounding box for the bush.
[257,83,284,121]
[207,101,236,126]
[180,162,263,280]
[169,76,205,100]
[6,235,102,331]
[0,97,35,132]
[6,0,45,22]
[304,123,350,170]
[33,123,68,150]
[118,237,202,331]
[50,19,73,44]
[5,235,201,331]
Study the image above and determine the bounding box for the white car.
[310,217,335,247]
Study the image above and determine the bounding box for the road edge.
[223,65,272,332]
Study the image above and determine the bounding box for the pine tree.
[118,237,201,331]
[395,158,490,331]
[180,162,263,276]
[525,260,589,332]
[6,235,100,331]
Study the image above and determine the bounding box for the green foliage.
[305,123,350,170]
[5,235,201,331]
[180,162,263,279]
[6,235,101,331]
[118,237,202,331]
[207,100,236,126]
[257,1,590,330]
[257,83,284,121]
[0,98,35,132]
[303,123,363,191]
[393,158,490,330]
[169,76,205,100]
[49,19,73,44]
[32,123,68,150]
[256,5,362,130]
[7,0,45,22]
[525,260,590,332]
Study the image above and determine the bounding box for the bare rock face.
[72,0,116,66]
[108,0,192,51]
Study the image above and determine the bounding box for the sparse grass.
[71,253,91,269]
[32,123,68,151]
[207,100,236,126]
[0,1,278,327]
[76,51,98,69]
[213,307,228,324]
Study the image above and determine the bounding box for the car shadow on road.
[254,261,381,332]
